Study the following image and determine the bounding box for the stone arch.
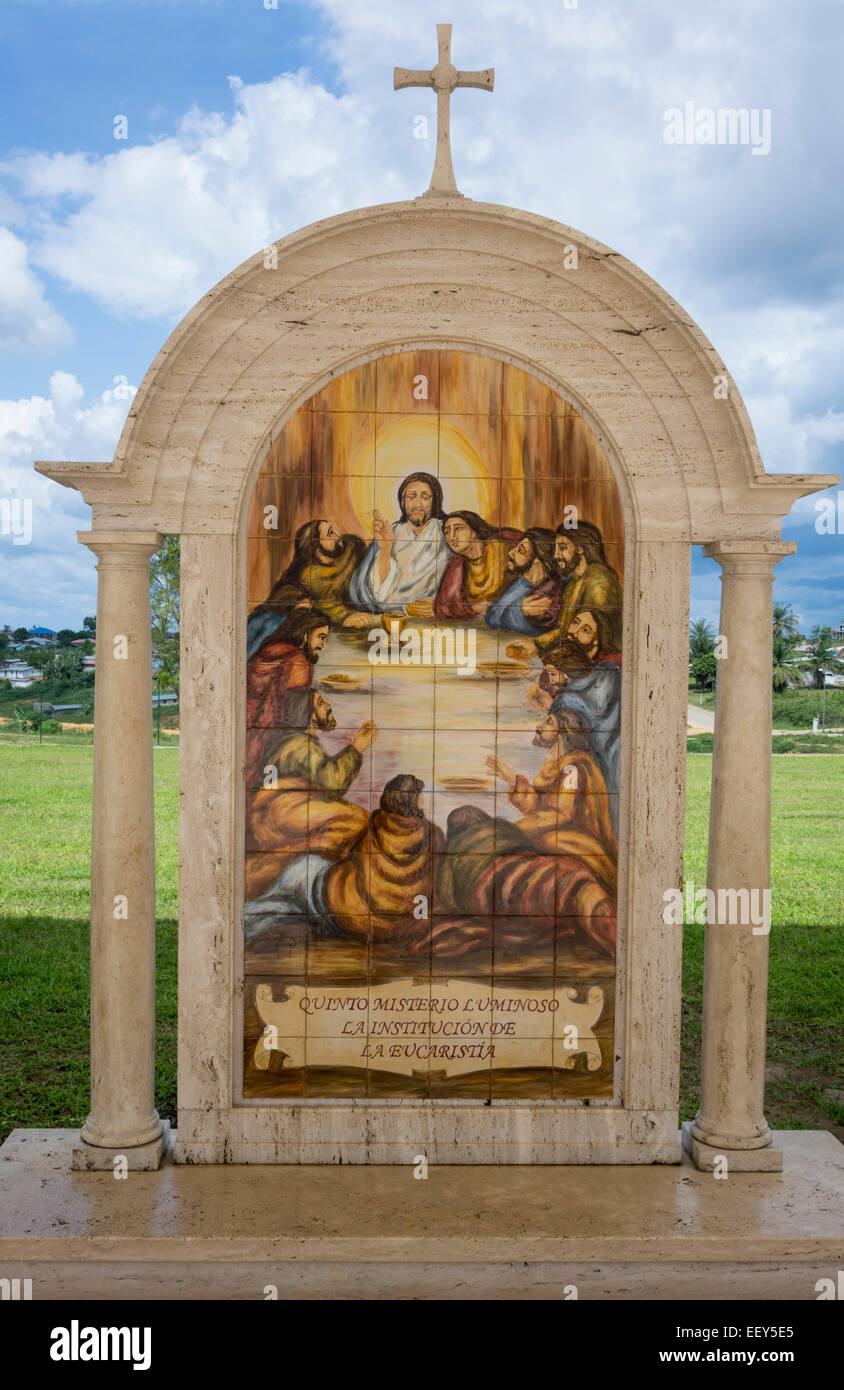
[44,197,818,541]
[36,197,835,1168]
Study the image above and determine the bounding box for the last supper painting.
[243,349,625,1100]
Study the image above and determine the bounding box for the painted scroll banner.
[253,979,604,1077]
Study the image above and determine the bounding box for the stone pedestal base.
[681,1121,783,1172]
[71,1121,171,1172]
[2,1127,842,1300]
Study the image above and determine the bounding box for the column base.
[681,1121,782,1172]
[72,1121,171,1172]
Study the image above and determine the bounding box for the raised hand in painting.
[372,508,394,586]
[485,754,516,788]
[352,720,378,752]
[372,508,393,549]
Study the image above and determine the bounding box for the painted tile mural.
[243,351,624,1099]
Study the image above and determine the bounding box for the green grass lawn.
[1,745,841,1143]
[0,747,178,1142]
[683,755,843,1138]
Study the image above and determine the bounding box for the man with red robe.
[245,606,330,785]
[430,511,521,620]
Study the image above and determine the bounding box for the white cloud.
[1,0,841,368]
[3,70,383,321]
[0,0,841,627]
[0,228,72,351]
[0,372,136,629]
[698,297,844,479]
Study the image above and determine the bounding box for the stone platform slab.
[1,1128,842,1300]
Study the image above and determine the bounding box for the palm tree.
[772,602,800,639]
[689,617,716,662]
[772,632,806,692]
[803,625,844,690]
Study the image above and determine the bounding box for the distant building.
[0,658,42,689]
[28,626,55,638]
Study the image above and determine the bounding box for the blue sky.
[1,0,842,633]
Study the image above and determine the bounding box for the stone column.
[683,539,794,1172]
[72,530,168,1171]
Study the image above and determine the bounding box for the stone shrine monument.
[3,24,842,1299]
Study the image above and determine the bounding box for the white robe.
[349,517,447,612]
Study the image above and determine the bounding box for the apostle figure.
[246,580,311,661]
[550,665,621,815]
[428,511,520,620]
[522,631,622,815]
[411,804,616,962]
[320,774,445,941]
[486,707,616,894]
[244,687,376,923]
[349,471,449,613]
[532,608,621,703]
[506,520,622,659]
[261,518,373,631]
[562,606,621,666]
[484,528,564,634]
[245,607,330,785]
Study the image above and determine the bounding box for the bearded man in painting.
[245,607,330,785]
[484,528,563,634]
[244,687,376,928]
[507,520,622,659]
[486,707,616,894]
[524,630,622,816]
[350,472,449,613]
[266,518,373,630]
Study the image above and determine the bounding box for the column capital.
[702,539,795,575]
[78,530,164,564]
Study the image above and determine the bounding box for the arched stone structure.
[38,197,836,1167]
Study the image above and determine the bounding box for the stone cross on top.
[394,22,494,198]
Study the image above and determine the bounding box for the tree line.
[689,605,844,692]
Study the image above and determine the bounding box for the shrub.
[771,688,844,728]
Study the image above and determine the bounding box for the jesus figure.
[349,471,449,613]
